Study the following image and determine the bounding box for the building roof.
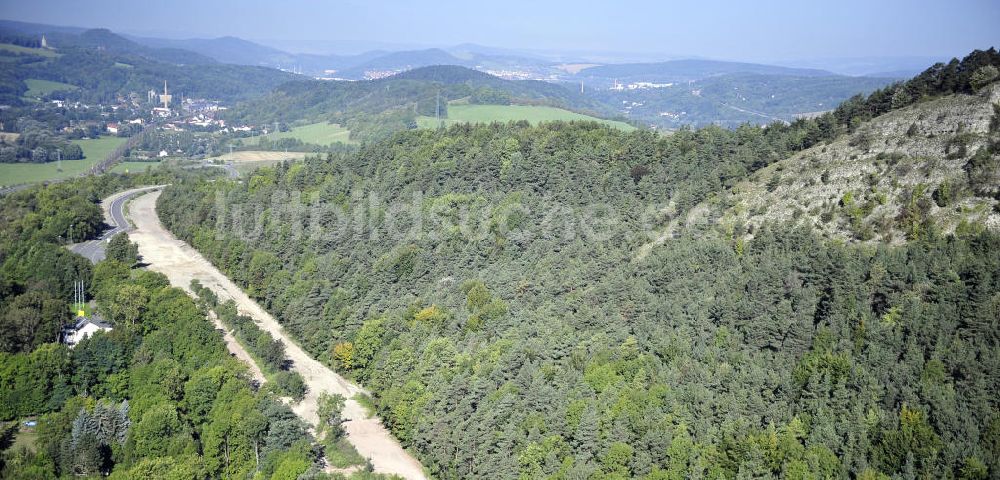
[71,315,112,331]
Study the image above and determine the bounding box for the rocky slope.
[723,83,1000,243]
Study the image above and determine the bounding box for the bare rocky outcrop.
[724,84,1000,243]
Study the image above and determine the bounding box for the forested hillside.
[158,120,998,480]
[153,49,1000,479]
[223,65,615,142]
[580,50,1000,129]
[591,73,896,128]
[0,28,297,105]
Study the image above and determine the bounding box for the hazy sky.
[2,0,998,60]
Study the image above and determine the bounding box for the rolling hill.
[335,48,471,78]
[573,58,900,128]
[0,26,298,104]
[590,72,897,128]
[127,35,543,80]
[128,34,391,74]
[129,34,292,66]
[224,65,622,141]
[0,21,217,66]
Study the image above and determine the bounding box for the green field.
[24,78,78,97]
[0,136,126,187]
[246,122,354,146]
[417,104,635,131]
[111,161,160,174]
[0,43,58,58]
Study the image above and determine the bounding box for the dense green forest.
[158,131,997,480]
[2,247,319,478]
[154,50,1000,479]
[0,175,392,479]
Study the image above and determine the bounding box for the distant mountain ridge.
[0,18,965,130]
[127,34,388,73]
[128,35,290,66]
[0,20,218,66]
[588,71,897,128]
[0,22,298,104]
[576,59,835,82]
[71,28,218,65]
[391,65,602,108]
[335,48,471,77]
[0,18,86,35]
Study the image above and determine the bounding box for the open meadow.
[0,136,126,187]
[0,43,58,58]
[23,79,78,97]
[416,103,635,130]
[211,150,308,175]
[244,122,354,146]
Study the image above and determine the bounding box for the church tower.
[159,80,172,109]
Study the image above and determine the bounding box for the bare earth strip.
[213,151,307,163]
[126,190,427,480]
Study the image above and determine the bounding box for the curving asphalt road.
[68,185,165,263]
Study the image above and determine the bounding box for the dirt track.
[126,190,426,480]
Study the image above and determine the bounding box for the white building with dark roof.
[63,316,112,347]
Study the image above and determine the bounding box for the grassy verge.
[353,393,376,417]
[1,420,38,454]
[324,437,365,468]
